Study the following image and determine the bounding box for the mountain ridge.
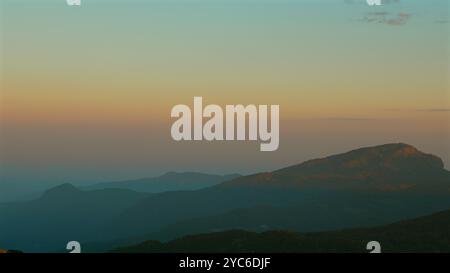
[107,143,450,243]
[218,143,449,191]
[2,143,450,252]
[112,208,450,253]
[85,172,241,192]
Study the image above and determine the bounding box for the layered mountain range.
[1,143,449,252]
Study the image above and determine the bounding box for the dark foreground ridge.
[112,208,450,253]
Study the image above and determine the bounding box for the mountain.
[2,143,450,253]
[85,172,240,192]
[112,209,450,253]
[142,192,450,242]
[220,143,448,192]
[102,143,450,243]
[0,184,150,252]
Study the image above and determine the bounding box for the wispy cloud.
[358,11,413,26]
[385,108,450,113]
[323,117,378,121]
[415,109,450,112]
[435,19,449,24]
[345,0,412,26]
[344,0,401,5]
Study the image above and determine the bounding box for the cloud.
[344,0,400,5]
[384,108,450,113]
[346,0,412,26]
[435,19,449,24]
[358,12,413,26]
[323,117,377,121]
[415,109,450,112]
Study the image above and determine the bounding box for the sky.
[0,0,449,197]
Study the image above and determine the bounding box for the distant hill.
[0,184,150,252]
[112,209,450,253]
[85,172,240,192]
[143,192,450,242]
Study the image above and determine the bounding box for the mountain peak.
[161,171,198,177]
[286,143,444,173]
[220,143,447,191]
[346,143,423,158]
[42,183,81,198]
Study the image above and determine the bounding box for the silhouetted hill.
[41,183,82,198]
[0,184,150,252]
[112,209,450,253]
[220,143,449,191]
[109,143,450,241]
[145,192,450,242]
[85,172,240,192]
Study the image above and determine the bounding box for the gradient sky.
[0,0,449,193]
